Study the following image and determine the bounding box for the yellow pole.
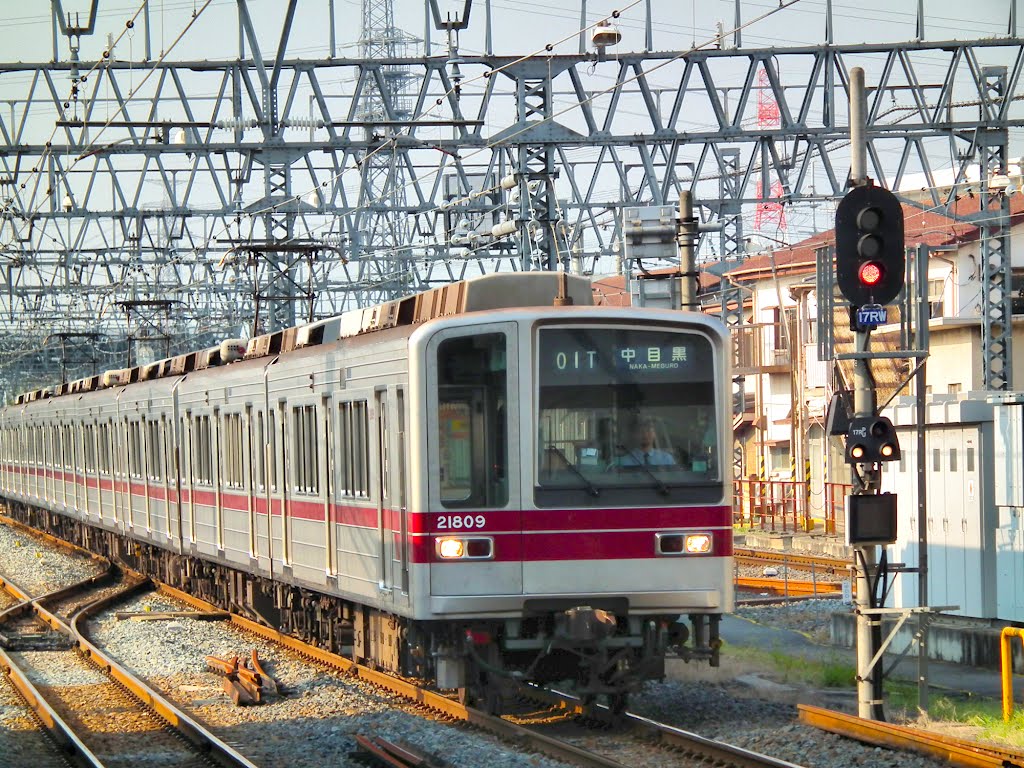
[1001,626,1024,721]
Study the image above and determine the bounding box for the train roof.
[16,272,594,404]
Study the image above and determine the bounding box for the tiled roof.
[588,192,1024,305]
[724,193,1024,281]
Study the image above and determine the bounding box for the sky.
[0,0,1019,252]
[3,0,1016,59]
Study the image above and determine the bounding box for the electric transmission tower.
[354,0,419,302]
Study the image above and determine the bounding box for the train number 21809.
[436,514,486,529]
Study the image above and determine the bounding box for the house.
[720,190,1024,532]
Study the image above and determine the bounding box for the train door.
[394,388,409,597]
[162,413,179,545]
[320,397,334,576]
[426,326,519,597]
[115,416,131,532]
[276,400,290,565]
[250,407,273,567]
[372,391,395,593]
[56,422,67,509]
[246,405,258,559]
[331,396,371,594]
[43,423,50,504]
[142,417,156,533]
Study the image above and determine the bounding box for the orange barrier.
[733,479,852,535]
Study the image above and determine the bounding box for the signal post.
[836,67,905,721]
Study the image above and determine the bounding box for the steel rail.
[798,704,1024,768]
[0,566,260,768]
[734,548,852,572]
[0,572,105,768]
[515,684,810,768]
[69,581,261,768]
[157,582,805,767]
[735,576,844,597]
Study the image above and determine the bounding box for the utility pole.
[678,191,699,311]
[835,67,906,721]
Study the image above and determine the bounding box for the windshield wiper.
[545,445,600,497]
[615,445,670,497]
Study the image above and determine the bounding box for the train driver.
[613,416,676,467]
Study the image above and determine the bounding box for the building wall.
[928,325,984,392]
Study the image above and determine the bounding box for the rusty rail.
[354,735,447,767]
[799,704,1024,768]
[735,576,844,598]
[206,650,278,705]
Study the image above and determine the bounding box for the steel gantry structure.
[0,0,1020,396]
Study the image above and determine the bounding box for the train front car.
[410,295,733,710]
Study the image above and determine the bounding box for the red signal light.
[858,261,884,286]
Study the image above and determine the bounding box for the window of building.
[928,278,945,318]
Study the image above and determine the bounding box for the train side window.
[291,404,320,495]
[254,411,266,492]
[269,410,279,492]
[127,420,144,480]
[436,333,508,509]
[222,412,244,490]
[192,414,214,485]
[147,420,162,482]
[336,400,369,498]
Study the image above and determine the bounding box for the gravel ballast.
[0,526,1010,768]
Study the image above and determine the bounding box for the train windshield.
[535,325,720,506]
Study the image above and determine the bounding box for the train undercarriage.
[5,503,722,713]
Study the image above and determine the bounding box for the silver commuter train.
[0,272,733,709]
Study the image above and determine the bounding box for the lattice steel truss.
[0,1,1020,395]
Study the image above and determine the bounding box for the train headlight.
[435,537,494,560]
[656,532,713,556]
[437,538,465,558]
[684,533,712,554]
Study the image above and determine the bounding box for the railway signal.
[844,416,901,464]
[835,184,905,308]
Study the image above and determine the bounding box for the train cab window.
[535,326,721,506]
[436,333,508,509]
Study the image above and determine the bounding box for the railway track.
[6,516,1016,768]
[799,704,1024,768]
[0,570,258,768]
[734,547,852,598]
[734,548,851,574]
[157,581,805,768]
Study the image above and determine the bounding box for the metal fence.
[734,478,851,535]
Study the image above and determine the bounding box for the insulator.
[491,220,518,238]
[283,117,324,130]
[500,174,518,190]
[215,117,256,131]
